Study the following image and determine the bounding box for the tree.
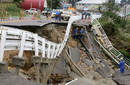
[99,2,126,27]
[47,0,79,9]
[99,2,124,35]
[14,0,24,8]
[14,0,24,3]
[47,0,61,9]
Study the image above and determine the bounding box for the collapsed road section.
[0,14,130,85]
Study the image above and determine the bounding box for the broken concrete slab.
[112,70,130,85]
[66,78,117,85]
[100,59,112,77]
[66,78,97,85]
[64,50,85,77]
[96,78,117,85]
[0,61,8,73]
[101,59,111,72]
[53,57,66,74]
[82,58,112,78]
[0,72,43,85]
[82,59,94,67]
[12,56,25,67]
[53,47,82,75]
[68,47,80,64]
[95,67,108,78]
[93,59,112,78]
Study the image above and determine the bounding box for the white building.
[119,4,130,17]
[75,0,109,19]
[75,0,108,11]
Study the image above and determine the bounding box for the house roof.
[77,0,107,4]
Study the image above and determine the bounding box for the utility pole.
[39,0,41,9]
[124,0,128,20]
[31,0,33,8]
[51,0,52,9]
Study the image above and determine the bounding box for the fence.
[0,15,81,62]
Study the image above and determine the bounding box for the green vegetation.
[5,4,21,16]
[120,49,130,58]
[47,0,77,9]
[0,2,24,17]
[47,0,61,9]
[99,2,130,58]
[99,2,125,32]
[14,0,24,8]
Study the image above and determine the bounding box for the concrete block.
[112,70,130,85]
[31,56,58,64]
[0,61,8,73]
[31,56,42,64]
[53,56,66,74]
[12,56,25,67]
[68,47,80,64]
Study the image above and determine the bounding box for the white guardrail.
[0,15,81,62]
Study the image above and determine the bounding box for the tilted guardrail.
[91,18,113,49]
[0,15,81,62]
[91,16,130,67]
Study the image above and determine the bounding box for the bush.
[5,4,20,16]
[101,22,119,36]
[120,49,130,59]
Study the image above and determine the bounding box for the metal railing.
[91,16,130,67]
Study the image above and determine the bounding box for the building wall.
[21,0,45,11]
[76,3,102,12]
[121,0,130,4]
[122,4,130,15]
[129,0,130,4]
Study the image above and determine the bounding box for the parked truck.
[51,9,74,21]
[61,10,74,21]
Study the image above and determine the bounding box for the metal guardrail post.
[0,29,7,62]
